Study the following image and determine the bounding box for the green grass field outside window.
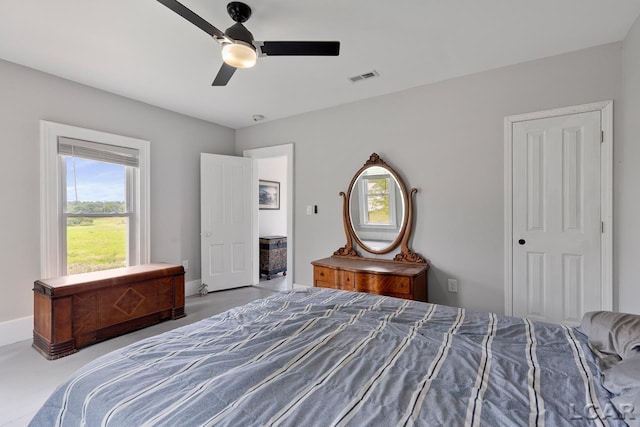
[66,217,127,275]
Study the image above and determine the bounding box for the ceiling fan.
[157,0,341,86]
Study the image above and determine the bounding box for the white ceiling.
[1,1,639,129]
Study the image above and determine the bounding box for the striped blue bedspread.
[30,288,625,426]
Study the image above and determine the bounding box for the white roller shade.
[58,136,139,167]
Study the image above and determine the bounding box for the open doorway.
[244,144,294,291]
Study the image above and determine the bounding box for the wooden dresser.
[311,257,428,302]
[33,263,185,359]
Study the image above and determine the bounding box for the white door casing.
[504,101,613,324]
[243,143,295,290]
[201,153,253,291]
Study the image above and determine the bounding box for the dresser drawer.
[313,267,355,290]
[315,280,334,289]
[339,271,355,290]
[314,266,335,283]
[356,274,411,296]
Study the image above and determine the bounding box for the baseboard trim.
[185,279,202,297]
[0,315,33,347]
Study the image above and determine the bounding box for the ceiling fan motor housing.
[225,22,254,44]
[227,2,252,23]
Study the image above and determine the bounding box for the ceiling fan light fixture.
[157,0,340,86]
[222,41,257,68]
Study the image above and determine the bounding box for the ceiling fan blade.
[256,41,340,56]
[157,0,228,41]
[212,63,237,86]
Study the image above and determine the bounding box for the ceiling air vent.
[348,70,379,83]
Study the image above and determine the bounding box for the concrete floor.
[0,286,276,427]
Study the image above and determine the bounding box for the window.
[60,138,136,274]
[358,166,397,228]
[40,121,150,277]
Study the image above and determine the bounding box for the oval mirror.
[347,161,408,254]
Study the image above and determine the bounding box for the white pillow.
[580,311,640,361]
[610,388,640,427]
[603,356,640,426]
[603,357,640,393]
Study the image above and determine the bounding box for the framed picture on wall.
[259,180,280,210]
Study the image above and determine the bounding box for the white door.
[201,153,253,291]
[512,111,602,324]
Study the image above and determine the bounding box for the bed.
[30,288,634,426]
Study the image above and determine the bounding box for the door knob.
[518,239,526,245]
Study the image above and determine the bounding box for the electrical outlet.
[182,259,189,271]
[447,278,458,293]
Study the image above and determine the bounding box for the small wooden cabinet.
[33,263,185,359]
[259,236,287,279]
[311,257,428,302]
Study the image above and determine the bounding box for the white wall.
[1,35,636,333]
[0,58,235,324]
[618,15,640,314]
[258,156,287,237]
[236,43,623,315]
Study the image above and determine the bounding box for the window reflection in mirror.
[349,166,405,252]
[359,166,396,226]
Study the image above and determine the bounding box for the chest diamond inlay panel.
[113,287,145,316]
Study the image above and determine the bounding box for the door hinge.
[601,130,604,143]
[602,221,605,233]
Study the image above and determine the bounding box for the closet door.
[512,111,602,325]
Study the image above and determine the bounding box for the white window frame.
[358,174,398,229]
[40,121,150,277]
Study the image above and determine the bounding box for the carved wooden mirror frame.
[334,153,426,263]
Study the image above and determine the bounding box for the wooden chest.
[33,263,185,359]
[311,256,428,302]
[259,236,287,280]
